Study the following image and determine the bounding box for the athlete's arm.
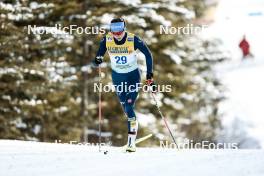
[134,35,156,91]
[134,36,153,76]
[94,36,107,65]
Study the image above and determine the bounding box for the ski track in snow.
[0,140,264,176]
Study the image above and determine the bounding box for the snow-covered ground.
[203,0,264,148]
[216,58,264,148]
[0,140,264,176]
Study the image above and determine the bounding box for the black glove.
[146,73,156,92]
[94,56,103,65]
[146,73,153,80]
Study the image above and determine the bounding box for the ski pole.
[98,64,102,152]
[149,91,179,150]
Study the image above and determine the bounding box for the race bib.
[106,32,138,73]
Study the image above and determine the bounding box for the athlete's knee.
[127,98,134,104]
[124,99,134,110]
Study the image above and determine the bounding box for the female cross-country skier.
[93,18,155,152]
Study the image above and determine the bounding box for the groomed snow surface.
[1,140,264,176]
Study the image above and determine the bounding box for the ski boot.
[126,119,138,153]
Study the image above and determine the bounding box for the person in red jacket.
[239,35,253,59]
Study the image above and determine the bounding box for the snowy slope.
[216,59,264,148]
[202,0,264,148]
[1,140,264,176]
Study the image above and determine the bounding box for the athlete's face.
[112,31,125,41]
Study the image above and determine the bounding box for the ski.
[135,134,153,145]
[102,134,153,154]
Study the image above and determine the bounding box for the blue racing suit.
[95,31,153,132]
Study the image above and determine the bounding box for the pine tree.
[0,0,229,146]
